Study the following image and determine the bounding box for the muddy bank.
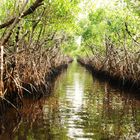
[77,58,140,93]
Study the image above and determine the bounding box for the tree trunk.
[0,45,4,96]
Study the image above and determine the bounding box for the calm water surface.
[1,62,140,140]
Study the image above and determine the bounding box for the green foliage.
[125,0,140,16]
[0,0,139,57]
[80,1,140,55]
[0,0,81,49]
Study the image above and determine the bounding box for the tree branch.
[125,22,140,45]
[0,0,44,29]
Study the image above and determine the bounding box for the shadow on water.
[0,61,140,140]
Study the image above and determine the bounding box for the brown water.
[0,62,140,140]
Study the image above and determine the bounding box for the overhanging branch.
[0,0,44,29]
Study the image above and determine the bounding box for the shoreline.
[77,58,140,93]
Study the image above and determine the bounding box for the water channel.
[0,62,140,140]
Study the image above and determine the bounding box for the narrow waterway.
[1,62,140,140]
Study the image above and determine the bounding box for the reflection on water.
[0,62,140,140]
